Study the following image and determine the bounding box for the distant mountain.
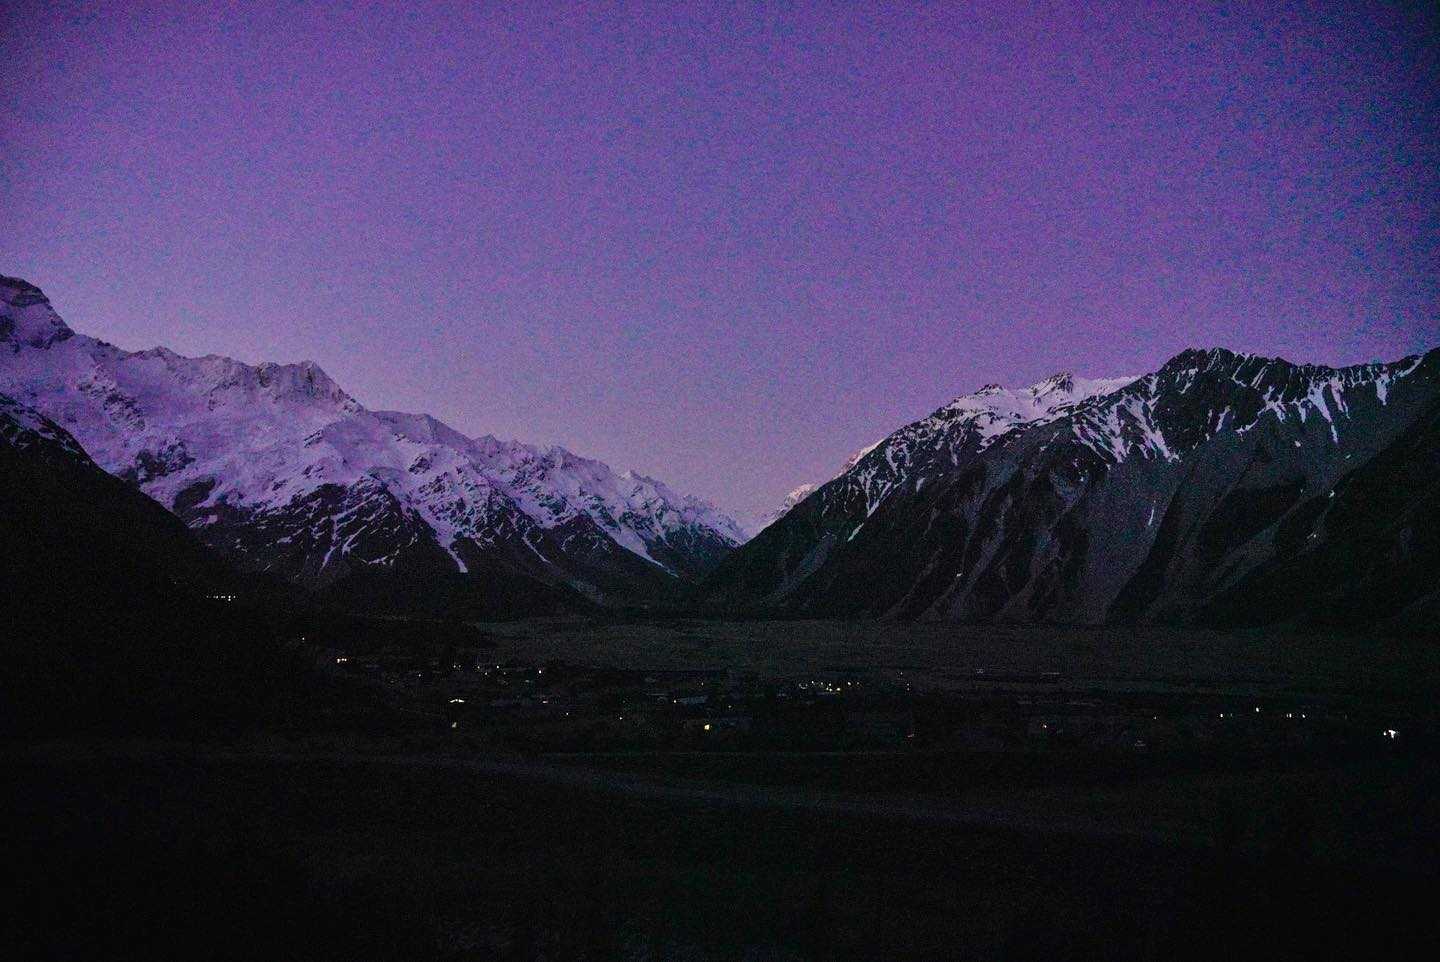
[703,348,1439,630]
[0,275,744,616]
[752,483,820,535]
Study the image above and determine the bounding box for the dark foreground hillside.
[4,745,1438,961]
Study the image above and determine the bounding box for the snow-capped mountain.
[736,372,1138,542]
[704,347,1440,629]
[751,483,819,535]
[834,373,1141,521]
[751,434,911,536]
[0,275,744,613]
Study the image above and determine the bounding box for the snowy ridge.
[0,391,88,459]
[752,482,819,535]
[823,372,1138,520]
[465,441,747,571]
[1060,348,1429,464]
[0,276,744,585]
[841,441,883,472]
[753,433,905,536]
[707,343,1440,625]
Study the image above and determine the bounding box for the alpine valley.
[1,275,746,617]
[6,273,1437,630]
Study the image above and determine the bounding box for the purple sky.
[3,1,1437,520]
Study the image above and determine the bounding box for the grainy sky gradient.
[3,1,1437,519]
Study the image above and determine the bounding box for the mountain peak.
[1,275,47,301]
[252,358,358,409]
[1,275,73,351]
[1034,372,1074,394]
[945,372,1136,422]
[1161,346,1244,373]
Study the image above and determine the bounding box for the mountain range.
[705,347,1439,630]
[5,273,1436,630]
[1,275,744,617]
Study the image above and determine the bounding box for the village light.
[1384,729,1399,740]
[703,723,711,731]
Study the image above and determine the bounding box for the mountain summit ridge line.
[0,274,744,614]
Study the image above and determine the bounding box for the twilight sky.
[3,1,1437,521]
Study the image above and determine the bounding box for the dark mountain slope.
[1199,392,1440,630]
[703,347,1440,628]
[0,394,418,736]
[1,392,219,615]
[703,373,1137,609]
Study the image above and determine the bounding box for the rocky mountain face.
[704,347,1440,630]
[704,372,1138,604]
[0,275,744,616]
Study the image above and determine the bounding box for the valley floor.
[7,619,1438,960]
[477,618,1440,695]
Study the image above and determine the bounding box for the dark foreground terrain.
[5,617,1440,961]
[6,739,1439,962]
